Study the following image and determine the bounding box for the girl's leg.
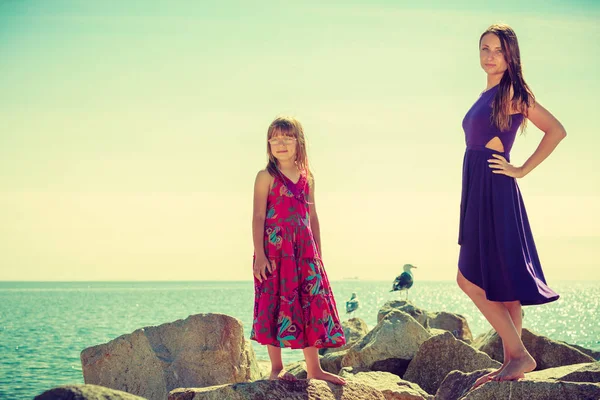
[267,344,296,381]
[303,346,346,385]
[457,270,535,383]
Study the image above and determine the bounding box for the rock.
[322,350,348,374]
[168,379,386,400]
[321,318,371,356]
[339,369,433,400]
[527,361,600,383]
[377,301,429,327]
[436,363,600,400]
[434,369,493,400]
[377,301,473,343]
[560,342,600,360]
[403,331,500,395]
[474,328,595,370]
[286,361,308,379]
[428,312,473,343]
[341,311,431,377]
[81,313,260,400]
[35,384,146,400]
[255,360,271,379]
[460,380,600,400]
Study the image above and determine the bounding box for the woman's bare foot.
[269,368,297,381]
[307,370,347,385]
[494,353,536,381]
[471,365,506,390]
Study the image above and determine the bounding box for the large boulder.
[560,342,600,360]
[35,385,146,400]
[339,368,433,400]
[286,360,308,379]
[321,350,349,374]
[527,361,600,383]
[168,379,386,400]
[81,313,260,400]
[341,311,431,377]
[474,328,595,370]
[403,331,500,395]
[436,369,600,400]
[460,380,600,400]
[434,369,493,400]
[320,318,370,356]
[378,301,429,327]
[377,301,472,343]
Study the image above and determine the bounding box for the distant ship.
[342,276,360,280]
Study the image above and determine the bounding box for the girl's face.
[480,33,508,77]
[269,129,297,164]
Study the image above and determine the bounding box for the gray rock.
[460,380,600,400]
[437,364,600,400]
[339,369,433,400]
[81,313,260,400]
[321,350,348,374]
[527,361,600,383]
[560,342,600,361]
[377,301,473,343]
[435,369,493,400]
[321,318,370,356]
[474,328,595,370]
[168,379,386,400]
[403,331,500,395]
[342,311,431,377]
[286,360,308,379]
[35,384,146,400]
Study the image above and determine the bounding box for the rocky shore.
[35,301,600,399]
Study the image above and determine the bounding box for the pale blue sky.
[1,0,598,281]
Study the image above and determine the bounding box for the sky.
[0,0,598,281]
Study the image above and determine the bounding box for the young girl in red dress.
[250,116,346,385]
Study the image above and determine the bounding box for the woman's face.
[480,33,508,77]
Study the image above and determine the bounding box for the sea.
[0,280,598,399]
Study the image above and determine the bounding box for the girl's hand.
[488,154,525,178]
[253,255,276,282]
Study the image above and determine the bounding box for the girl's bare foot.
[269,368,297,381]
[307,370,347,385]
[494,353,536,381]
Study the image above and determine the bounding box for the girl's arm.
[490,101,567,178]
[252,170,273,281]
[308,179,322,256]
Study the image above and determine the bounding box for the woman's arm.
[518,102,567,177]
[490,101,567,178]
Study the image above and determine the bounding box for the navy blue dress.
[458,85,559,306]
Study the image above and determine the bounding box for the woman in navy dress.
[457,24,566,386]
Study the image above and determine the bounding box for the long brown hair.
[480,24,535,132]
[266,116,314,186]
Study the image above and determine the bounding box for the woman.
[457,24,566,386]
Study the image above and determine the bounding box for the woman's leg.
[457,270,535,382]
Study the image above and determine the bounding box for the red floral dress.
[250,171,346,349]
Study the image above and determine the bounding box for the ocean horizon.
[1,279,598,399]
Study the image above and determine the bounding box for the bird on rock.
[346,292,360,314]
[391,264,417,300]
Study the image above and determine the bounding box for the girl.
[250,116,346,385]
[457,24,566,387]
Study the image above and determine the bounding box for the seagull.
[346,292,360,314]
[390,264,417,300]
